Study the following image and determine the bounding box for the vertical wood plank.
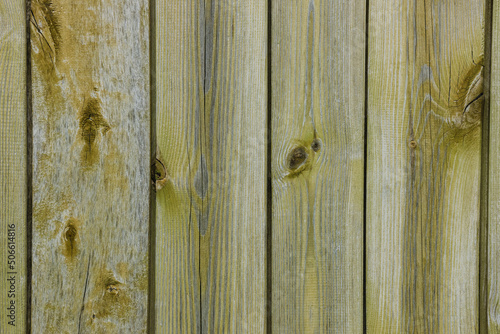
[271,1,366,332]
[155,1,267,332]
[30,0,150,332]
[487,0,500,331]
[0,0,26,332]
[155,2,201,332]
[366,0,484,332]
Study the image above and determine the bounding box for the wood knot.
[106,284,119,295]
[92,271,132,318]
[409,140,418,149]
[61,218,80,261]
[153,145,169,191]
[79,96,110,167]
[450,59,484,130]
[103,274,122,295]
[311,138,322,152]
[288,147,308,170]
[461,68,483,127]
[64,225,77,242]
[30,0,60,67]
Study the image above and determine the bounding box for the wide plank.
[155,1,267,332]
[0,0,27,332]
[271,1,366,332]
[366,0,484,332]
[30,0,150,332]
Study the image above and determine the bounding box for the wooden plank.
[366,0,484,332]
[0,0,26,332]
[487,0,500,331]
[30,0,150,332]
[271,1,365,332]
[155,1,267,332]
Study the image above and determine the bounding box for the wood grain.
[155,1,267,332]
[487,0,500,331]
[30,0,150,332]
[0,0,26,332]
[271,1,366,332]
[366,0,484,332]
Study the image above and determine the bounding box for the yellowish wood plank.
[30,0,150,332]
[488,0,500,331]
[0,0,26,332]
[154,2,200,332]
[156,1,267,332]
[271,1,366,332]
[367,0,484,332]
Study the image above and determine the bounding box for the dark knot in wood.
[154,145,169,191]
[62,218,80,261]
[288,147,308,170]
[64,225,77,242]
[311,138,322,152]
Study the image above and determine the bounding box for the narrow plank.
[366,0,484,332]
[155,2,200,332]
[30,0,150,332]
[156,1,267,332]
[0,0,26,332]
[487,0,500,331]
[271,1,366,332]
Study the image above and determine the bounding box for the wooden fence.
[0,0,499,333]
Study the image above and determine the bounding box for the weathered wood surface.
[487,0,500,331]
[155,1,267,333]
[271,1,365,332]
[30,0,150,332]
[366,0,484,332]
[0,0,26,332]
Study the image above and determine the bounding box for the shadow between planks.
[0,0,499,333]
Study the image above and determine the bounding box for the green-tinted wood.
[0,0,26,332]
[154,2,200,331]
[271,1,366,332]
[487,0,500,331]
[155,1,267,332]
[367,0,484,332]
[30,0,150,332]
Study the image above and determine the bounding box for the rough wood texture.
[488,0,500,331]
[0,0,26,332]
[155,1,267,332]
[30,0,150,332]
[367,0,484,332]
[271,1,365,332]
